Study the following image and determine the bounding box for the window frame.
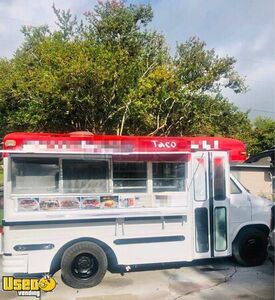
[9,155,187,197]
[10,154,112,196]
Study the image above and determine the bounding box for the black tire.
[232,228,268,266]
[61,241,107,289]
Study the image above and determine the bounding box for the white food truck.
[0,132,273,289]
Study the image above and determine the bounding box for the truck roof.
[2,132,246,162]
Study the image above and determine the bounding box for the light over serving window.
[11,157,59,194]
[153,162,185,192]
[62,159,109,193]
[113,162,147,193]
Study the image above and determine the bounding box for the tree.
[0,0,251,144]
[248,117,275,155]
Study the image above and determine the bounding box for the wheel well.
[49,237,118,275]
[233,224,270,244]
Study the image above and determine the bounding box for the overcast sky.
[0,0,274,119]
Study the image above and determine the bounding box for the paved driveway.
[0,257,273,300]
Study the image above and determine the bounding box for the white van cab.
[230,175,273,266]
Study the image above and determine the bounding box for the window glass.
[231,176,250,193]
[153,163,185,192]
[195,208,209,253]
[214,207,227,251]
[194,158,207,201]
[230,179,242,194]
[214,158,226,200]
[63,159,109,193]
[11,157,59,194]
[113,162,147,193]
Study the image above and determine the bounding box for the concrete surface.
[0,257,274,300]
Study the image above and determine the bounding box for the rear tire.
[61,241,107,289]
[233,228,268,266]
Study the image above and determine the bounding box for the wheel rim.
[71,253,99,279]
[241,237,264,262]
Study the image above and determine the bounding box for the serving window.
[113,162,147,193]
[153,162,185,192]
[11,156,188,211]
[11,157,59,194]
[62,159,109,193]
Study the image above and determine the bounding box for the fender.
[231,221,270,243]
[49,237,118,275]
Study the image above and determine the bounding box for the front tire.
[233,228,268,266]
[61,241,107,289]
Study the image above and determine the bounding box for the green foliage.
[175,38,247,94]
[248,117,275,155]
[0,0,256,149]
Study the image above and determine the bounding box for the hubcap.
[72,253,99,279]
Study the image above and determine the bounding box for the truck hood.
[249,194,274,208]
